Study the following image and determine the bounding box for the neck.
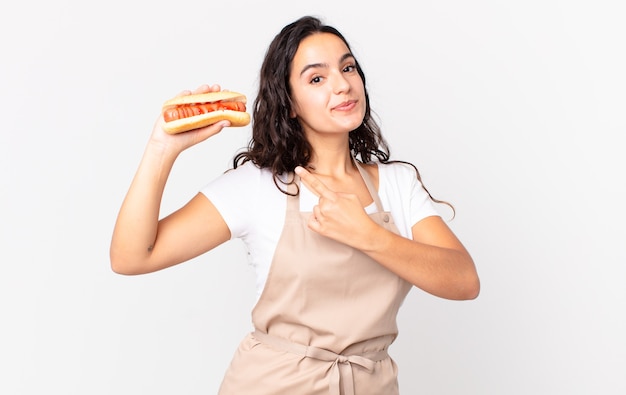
[307,146,355,178]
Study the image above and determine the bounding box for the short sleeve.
[199,162,261,239]
[406,165,440,226]
[378,162,439,239]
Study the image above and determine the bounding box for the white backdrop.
[1,1,624,394]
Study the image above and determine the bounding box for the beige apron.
[218,162,411,395]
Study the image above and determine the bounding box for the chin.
[347,117,365,131]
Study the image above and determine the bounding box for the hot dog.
[161,91,251,134]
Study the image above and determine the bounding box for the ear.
[288,101,299,119]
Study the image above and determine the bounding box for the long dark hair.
[233,16,452,214]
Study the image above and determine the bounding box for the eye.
[343,64,357,73]
[310,75,323,84]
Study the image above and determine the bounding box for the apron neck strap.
[354,160,385,213]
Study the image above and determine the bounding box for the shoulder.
[378,160,417,175]
[201,161,287,198]
[200,162,287,238]
[376,161,422,190]
[376,160,435,211]
[357,160,416,188]
[204,161,274,188]
[226,160,268,179]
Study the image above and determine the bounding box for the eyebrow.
[299,52,355,77]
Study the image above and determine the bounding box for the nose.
[331,71,350,94]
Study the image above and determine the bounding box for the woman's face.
[288,32,366,139]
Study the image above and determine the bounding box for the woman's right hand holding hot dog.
[148,83,231,156]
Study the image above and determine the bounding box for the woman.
[110,15,479,395]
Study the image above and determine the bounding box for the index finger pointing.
[294,166,334,198]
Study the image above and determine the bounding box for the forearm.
[292,165,479,300]
[360,221,480,300]
[110,141,178,273]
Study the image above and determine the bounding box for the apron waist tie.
[253,330,389,395]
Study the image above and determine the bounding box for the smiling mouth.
[333,100,357,111]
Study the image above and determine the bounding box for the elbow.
[109,246,163,276]
[110,256,134,276]
[435,254,480,301]
[455,255,480,300]
[436,267,480,301]
[109,248,143,276]
[455,274,481,301]
[464,276,481,300]
[110,262,132,276]
[424,274,480,301]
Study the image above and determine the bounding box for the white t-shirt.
[201,160,439,300]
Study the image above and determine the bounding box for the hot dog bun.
[162,91,251,134]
